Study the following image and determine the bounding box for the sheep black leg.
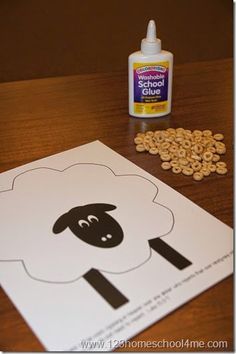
[83,268,129,309]
[149,238,192,270]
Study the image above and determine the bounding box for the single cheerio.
[128,20,173,118]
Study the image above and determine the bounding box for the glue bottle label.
[133,61,169,115]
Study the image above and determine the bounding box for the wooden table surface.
[0,58,233,352]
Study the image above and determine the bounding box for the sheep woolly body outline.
[0,162,183,285]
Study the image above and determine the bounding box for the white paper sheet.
[0,141,233,351]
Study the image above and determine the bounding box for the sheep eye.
[87,215,99,223]
[78,219,90,228]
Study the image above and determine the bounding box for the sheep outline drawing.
[0,163,192,309]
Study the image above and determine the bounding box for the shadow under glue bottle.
[128,20,173,118]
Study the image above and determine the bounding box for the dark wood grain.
[0,0,233,83]
[0,59,233,352]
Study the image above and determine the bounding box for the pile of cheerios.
[134,128,228,181]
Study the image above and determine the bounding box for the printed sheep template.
[0,163,192,309]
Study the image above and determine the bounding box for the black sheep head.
[53,203,124,248]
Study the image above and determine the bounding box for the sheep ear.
[91,203,117,212]
[53,213,69,234]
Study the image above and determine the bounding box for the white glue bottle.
[128,20,173,118]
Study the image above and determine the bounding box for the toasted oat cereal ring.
[144,136,152,143]
[209,164,216,172]
[179,158,189,166]
[193,171,204,181]
[146,131,154,137]
[187,157,194,163]
[170,160,179,167]
[165,136,175,143]
[162,142,170,150]
[201,137,209,145]
[160,148,170,155]
[191,161,202,171]
[169,146,178,153]
[172,166,182,174]
[216,161,227,168]
[203,151,213,162]
[160,154,171,161]
[176,131,184,138]
[205,140,215,147]
[161,162,171,170]
[171,141,179,146]
[171,153,179,160]
[212,154,220,162]
[148,141,156,148]
[194,136,202,143]
[149,147,159,155]
[154,131,161,138]
[144,142,150,151]
[215,141,226,149]
[206,146,216,153]
[213,133,224,141]
[201,168,211,176]
[176,128,185,134]
[216,147,226,155]
[136,132,145,138]
[193,129,202,136]
[160,150,169,156]
[216,166,228,175]
[152,136,157,143]
[191,154,201,161]
[178,149,187,158]
[166,128,176,134]
[184,129,192,135]
[202,129,212,137]
[134,137,143,144]
[193,144,203,154]
[163,131,170,138]
[154,143,160,149]
[182,167,194,176]
[185,134,192,141]
[175,136,183,143]
[136,144,146,152]
[202,161,211,167]
[186,149,192,156]
[156,135,165,143]
[182,140,192,149]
